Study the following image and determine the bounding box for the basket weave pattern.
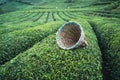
[56,22,86,49]
[60,24,81,47]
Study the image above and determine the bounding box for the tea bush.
[0,21,63,65]
[0,19,103,80]
[90,18,120,80]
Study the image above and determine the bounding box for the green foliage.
[99,0,118,2]
[64,0,74,3]
[0,0,120,79]
[90,18,120,80]
[0,21,38,34]
[0,21,63,65]
[103,1,120,10]
[0,7,3,14]
[0,19,102,80]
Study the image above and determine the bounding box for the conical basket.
[56,22,87,49]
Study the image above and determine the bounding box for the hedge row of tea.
[0,21,63,65]
[89,18,120,80]
[0,10,74,66]
[0,1,119,79]
[0,19,103,80]
[0,11,65,35]
[66,11,120,80]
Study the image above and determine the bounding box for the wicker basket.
[56,22,87,49]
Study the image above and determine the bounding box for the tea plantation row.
[0,19,103,80]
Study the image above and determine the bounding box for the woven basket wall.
[56,22,86,49]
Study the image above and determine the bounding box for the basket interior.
[59,23,81,48]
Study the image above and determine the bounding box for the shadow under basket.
[56,22,88,50]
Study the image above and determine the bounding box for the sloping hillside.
[0,0,120,80]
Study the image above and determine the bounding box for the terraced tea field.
[0,0,120,80]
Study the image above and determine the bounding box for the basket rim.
[56,22,84,49]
